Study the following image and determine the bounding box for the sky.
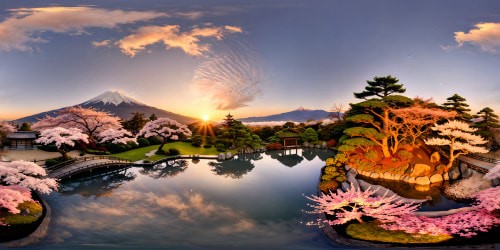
[0,0,499,122]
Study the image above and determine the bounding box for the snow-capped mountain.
[14,91,197,125]
[83,90,145,106]
[239,108,340,123]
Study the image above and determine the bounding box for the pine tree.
[353,75,406,100]
[474,107,499,149]
[442,94,472,121]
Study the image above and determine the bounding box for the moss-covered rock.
[346,222,452,244]
[0,201,43,225]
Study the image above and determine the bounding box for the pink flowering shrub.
[308,186,500,239]
[484,164,500,181]
[0,185,33,214]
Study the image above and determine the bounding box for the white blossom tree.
[0,161,58,194]
[137,118,192,152]
[425,120,488,171]
[33,106,123,143]
[97,128,137,145]
[35,127,89,160]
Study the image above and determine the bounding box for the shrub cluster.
[319,157,347,193]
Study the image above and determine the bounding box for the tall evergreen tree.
[442,94,472,121]
[474,107,499,149]
[123,112,147,135]
[353,75,406,100]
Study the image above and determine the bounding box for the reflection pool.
[25,149,361,250]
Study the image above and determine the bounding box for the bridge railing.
[465,154,500,164]
[46,155,131,171]
[52,160,131,179]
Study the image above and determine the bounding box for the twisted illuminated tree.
[35,127,89,160]
[425,120,488,171]
[33,106,122,142]
[306,186,419,225]
[137,117,192,152]
[0,161,58,194]
[391,104,456,147]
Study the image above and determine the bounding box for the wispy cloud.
[91,39,111,47]
[0,6,165,52]
[193,40,263,110]
[454,22,500,53]
[116,25,242,57]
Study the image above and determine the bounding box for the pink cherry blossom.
[0,161,58,194]
[0,185,33,214]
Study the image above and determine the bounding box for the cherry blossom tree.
[35,127,89,160]
[137,117,192,152]
[474,186,500,212]
[97,128,137,145]
[425,120,488,171]
[0,121,16,144]
[0,185,33,214]
[306,186,419,225]
[33,106,122,142]
[0,161,58,194]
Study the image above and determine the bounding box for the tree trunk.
[158,142,165,153]
[59,150,69,161]
[381,137,391,158]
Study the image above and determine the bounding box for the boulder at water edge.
[430,151,440,163]
[429,174,443,183]
[448,167,461,180]
[415,176,431,185]
[410,164,432,177]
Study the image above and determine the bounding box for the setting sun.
[202,114,209,121]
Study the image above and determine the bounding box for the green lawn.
[112,142,220,162]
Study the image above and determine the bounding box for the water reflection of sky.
[24,149,361,250]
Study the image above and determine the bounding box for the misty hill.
[14,91,198,125]
[239,107,340,123]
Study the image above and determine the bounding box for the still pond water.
[24,149,463,250]
[26,149,342,250]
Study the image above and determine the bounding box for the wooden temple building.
[7,131,37,149]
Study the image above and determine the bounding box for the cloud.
[116,24,242,57]
[91,39,111,47]
[454,22,500,53]
[225,25,243,33]
[193,40,263,110]
[0,6,165,51]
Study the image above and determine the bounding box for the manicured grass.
[346,222,452,244]
[0,201,43,225]
[112,142,220,162]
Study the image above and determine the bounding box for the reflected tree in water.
[265,150,304,168]
[209,154,261,179]
[140,160,188,179]
[59,167,136,198]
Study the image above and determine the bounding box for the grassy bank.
[112,142,220,162]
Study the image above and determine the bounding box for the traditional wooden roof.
[7,131,37,139]
[278,132,301,138]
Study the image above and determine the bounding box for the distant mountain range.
[239,107,340,123]
[14,91,198,125]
